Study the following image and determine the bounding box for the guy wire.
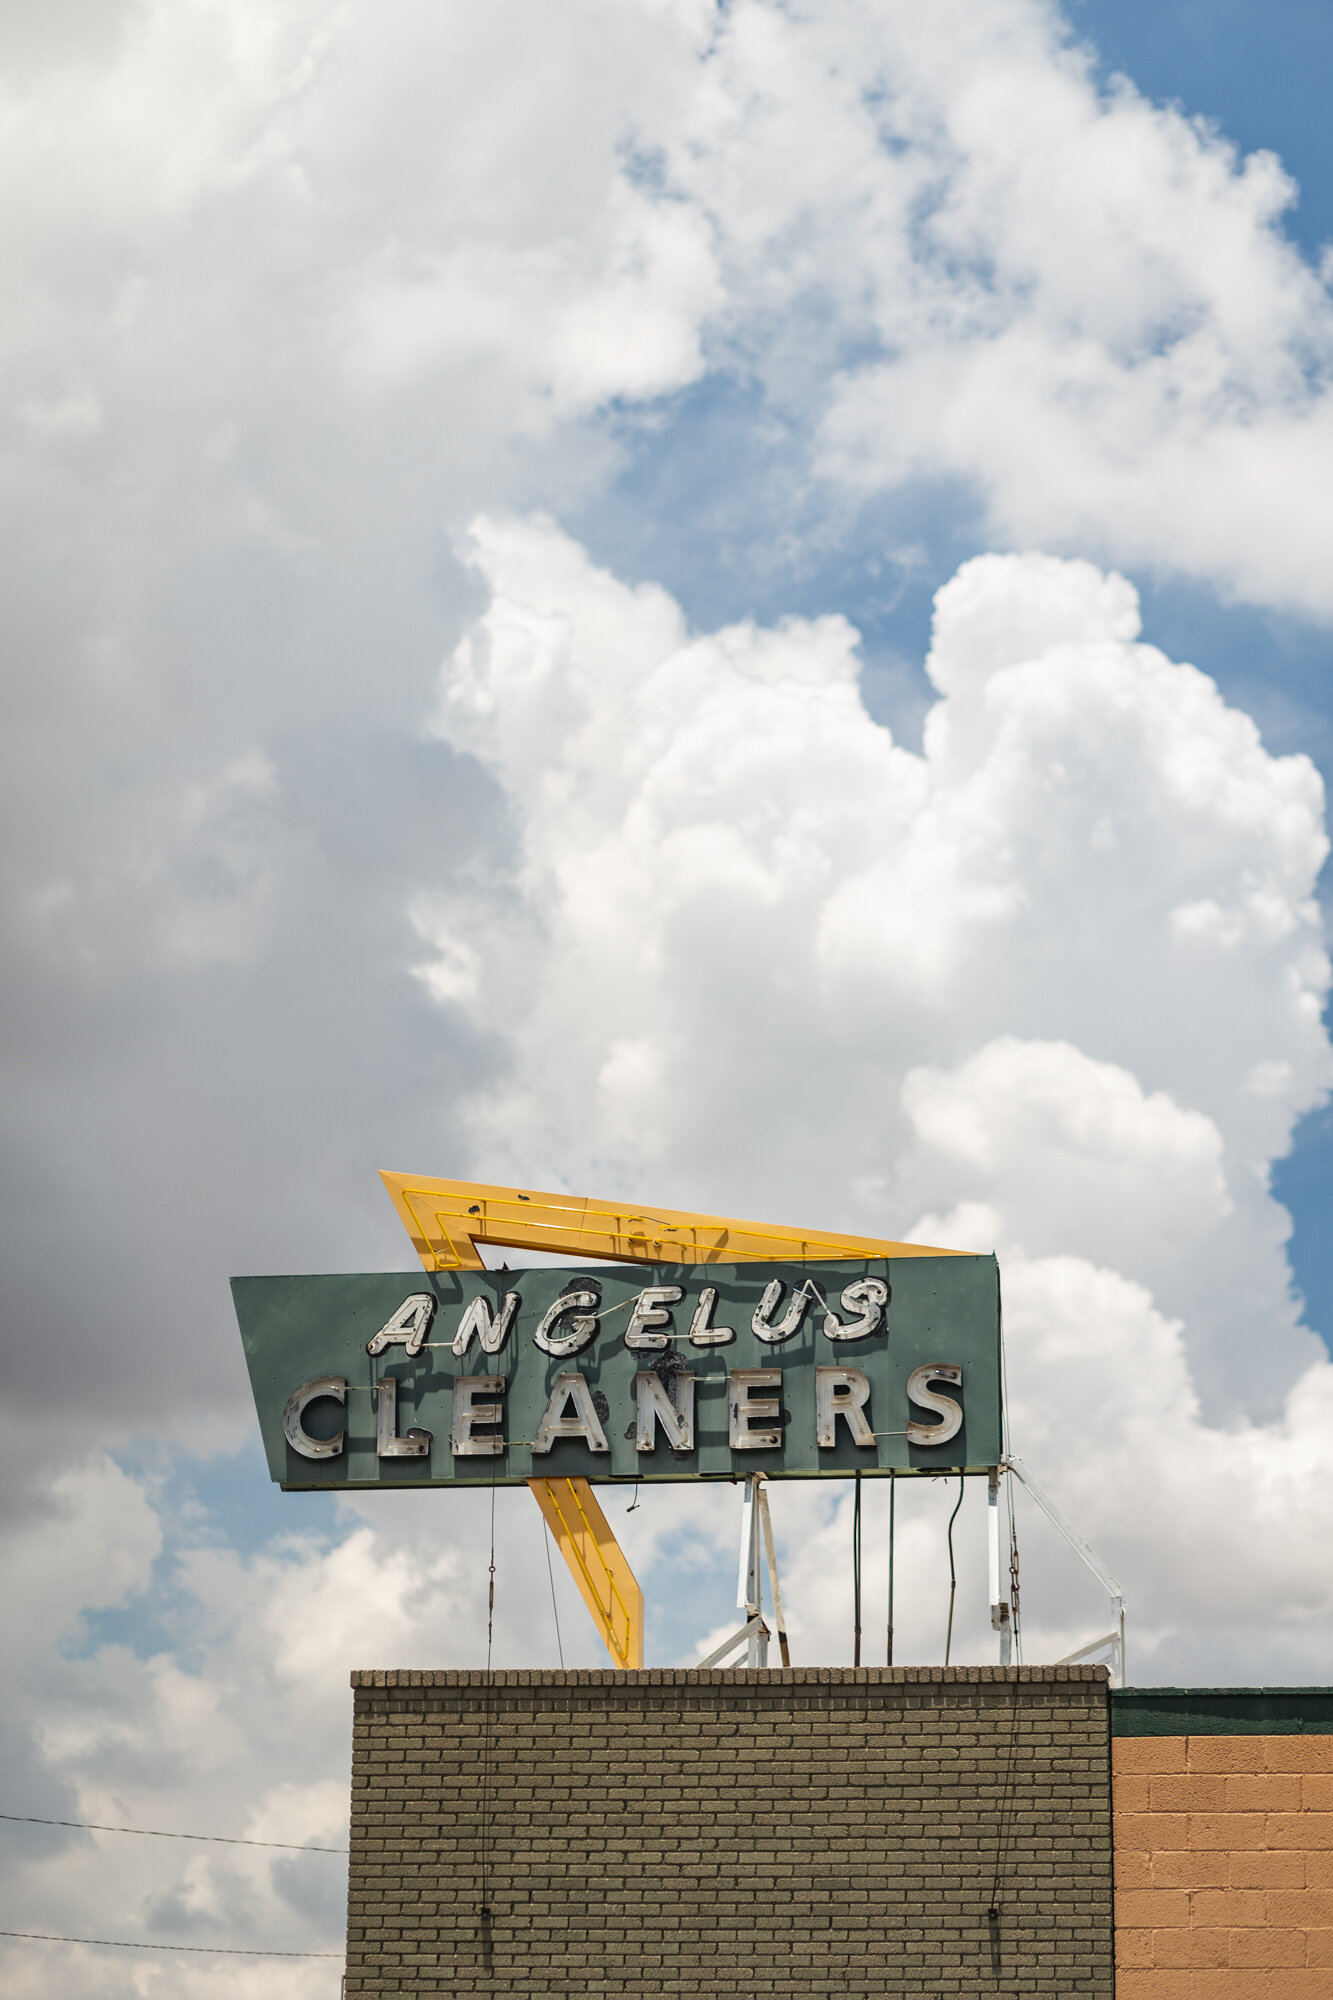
[542,1521,565,1669]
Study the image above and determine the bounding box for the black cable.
[479,1463,497,1922]
[852,1471,863,1667]
[988,1670,1024,1924]
[0,1813,344,1854]
[0,1929,340,1957]
[886,1473,895,1666]
[943,1471,965,1666]
[1008,1495,1023,1665]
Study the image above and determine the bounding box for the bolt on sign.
[233,1219,1002,1490]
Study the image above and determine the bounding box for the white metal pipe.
[989,1464,1014,1666]
[737,1476,759,1612]
[987,1467,1002,1619]
[755,1481,791,1667]
[697,1614,766,1670]
[1003,1456,1123,1600]
[737,1474,767,1667]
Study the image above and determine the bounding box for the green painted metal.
[1111,1688,1333,1735]
[231,1255,1001,1490]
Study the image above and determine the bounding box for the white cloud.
[901,1034,1229,1247]
[426,518,1329,1219]
[0,1452,736,1990]
[408,516,1333,1676]
[651,0,1333,615]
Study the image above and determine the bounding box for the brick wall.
[345,1666,1113,1999]
[1112,1690,1333,1997]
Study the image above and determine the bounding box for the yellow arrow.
[528,1476,644,1670]
[379,1171,964,1273]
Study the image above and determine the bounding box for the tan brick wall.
[1113,1733,1333,1997]
[346,1666,1112,1999]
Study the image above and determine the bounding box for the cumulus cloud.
[424,522,1328,1337]
[0,0,729,1499]
[0,1450,735,1994]
[409,516,1333,1667]
[659,0,1333,614]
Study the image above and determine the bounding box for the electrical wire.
[988,1668,1024,1925]
[943,1472,965,1667]
[885,1473,895,1667]
[852,1471,863,1667]
[0,1930,340,1957]
[479,1461,497,1923]
[1007,1482,1023,1665]
[988,1317,1024,1935]
[0,1813,345,1853]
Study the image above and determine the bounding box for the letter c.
[283,1377,347,1460]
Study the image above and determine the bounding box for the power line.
[0,1813,346,1854]
[0,1929,341,1957]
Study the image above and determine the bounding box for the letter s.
[823,1277,889,1341]
[905,1364,963,1447]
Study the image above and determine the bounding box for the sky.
[3,0,1333,1990]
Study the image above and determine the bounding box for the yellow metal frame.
[528,1476,644,1670]
[379,1170,961,1273]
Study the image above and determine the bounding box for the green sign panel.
[232,1256,1001,1489]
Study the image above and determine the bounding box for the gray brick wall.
[345,1666,1113,1998]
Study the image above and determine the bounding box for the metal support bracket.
[1056,1631,1125,1677]
[696,1613,770,1670]
[697,1474,790,1671]
[735,1475,770,1667]
[1003,1455,1126,1686]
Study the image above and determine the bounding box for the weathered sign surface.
[232,1255,1001,1488]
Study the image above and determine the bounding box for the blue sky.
[1078,0,1333,264]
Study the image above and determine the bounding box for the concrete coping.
[350,1664,1110,1688]
[1112,1686,1333,1735]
